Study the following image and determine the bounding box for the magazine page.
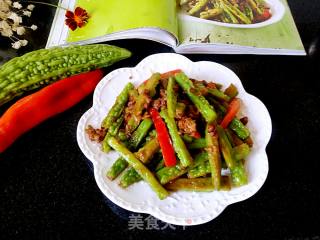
[47,0,178,47]
[176,0,305,54]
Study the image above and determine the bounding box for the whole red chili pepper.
[149,108,177,167]
[0,69,104,153]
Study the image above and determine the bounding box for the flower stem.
[25,1,69,11]
[10,35,20,41]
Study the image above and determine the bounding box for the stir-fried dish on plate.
[86,70,253,200]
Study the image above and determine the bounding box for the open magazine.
[46,0,305,55]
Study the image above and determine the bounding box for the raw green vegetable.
[0,44,131,106]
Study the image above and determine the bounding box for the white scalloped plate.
[77,53,272,226]
[179,0,285,29]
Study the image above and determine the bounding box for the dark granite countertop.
[0,0,320,239]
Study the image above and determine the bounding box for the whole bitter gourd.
[0,44,131,106]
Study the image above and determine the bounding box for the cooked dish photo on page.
[47,0,305,55]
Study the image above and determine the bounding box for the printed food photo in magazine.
[47,0,305,55]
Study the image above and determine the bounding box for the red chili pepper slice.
[191,131,201,139]
[0,69,104,153]
[160,69,182,79]
[220,98,241,129]
[143,69,182,84]
[149,108,177,167]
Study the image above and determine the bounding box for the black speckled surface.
[1,1,320,239]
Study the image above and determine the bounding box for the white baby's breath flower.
[11,24,17,31]
[0,20,13,37]
[27,4,35,11]
[11,40,22,49]
[10,21,19,31]
[0,11,8,19]
[0,0,10,12]
[7,12,22,24]
[13,2,22,9]
[30,24,37,30]
[1,26,13,37]
[20,39,28,46]
[16,26,25,35]
[5,0,12,5]
[1,1,37,49]
[22,10,31,17]
[0,20,10,29]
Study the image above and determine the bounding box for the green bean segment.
[107,137,168,200]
